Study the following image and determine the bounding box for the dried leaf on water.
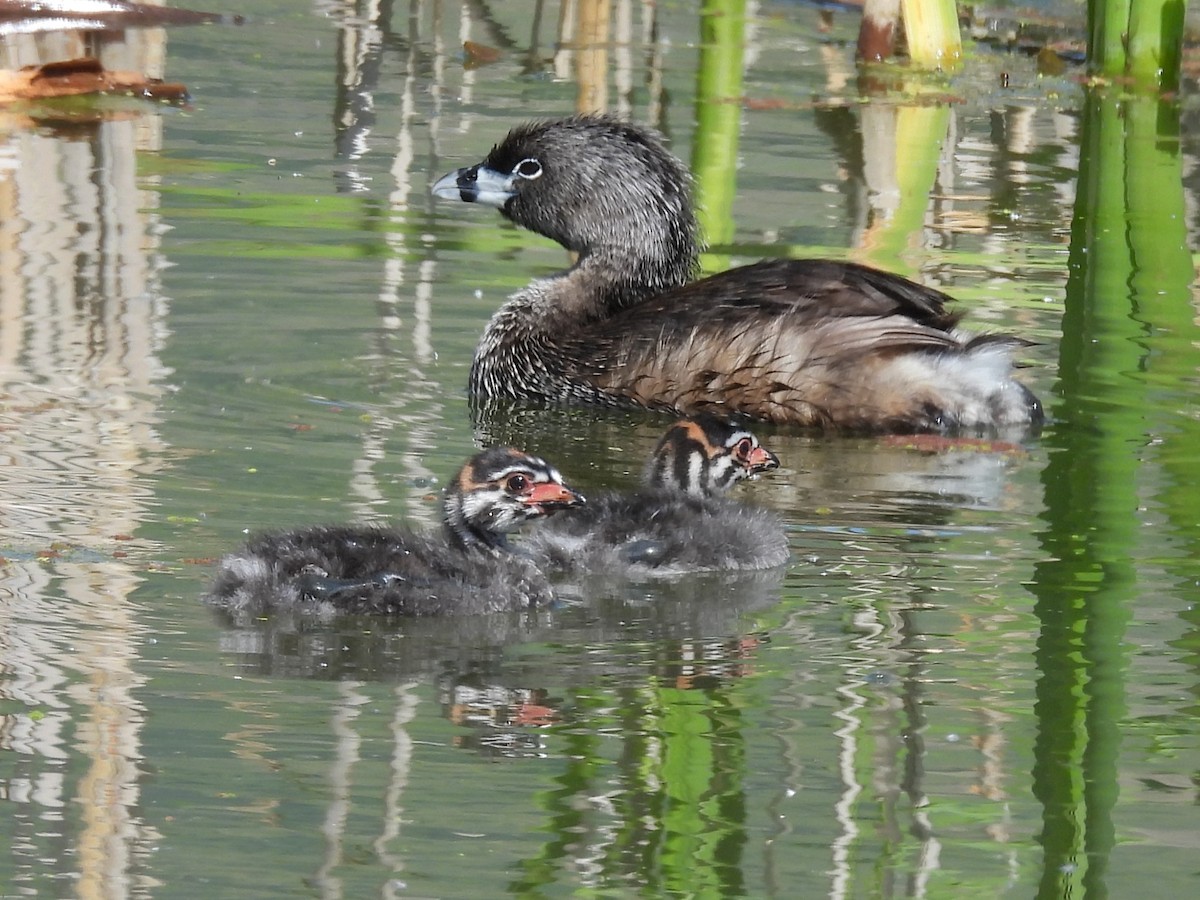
[0,57,188,105]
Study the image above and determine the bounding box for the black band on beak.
[455,166,480,202]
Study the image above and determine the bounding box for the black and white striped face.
[452,447,585,536]
[646,417,780,498]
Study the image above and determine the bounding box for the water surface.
[1,1,1198,897]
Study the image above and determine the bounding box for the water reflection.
[210,566,786,894]
[0,25,171,897]
[511,677,754,895]
[1033,87,1200,897]
[213,567,785,681]
[1,0,1198,897]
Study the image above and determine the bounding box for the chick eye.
[513,158,543,180]
[733,438,754,461]
[505,473,530,493]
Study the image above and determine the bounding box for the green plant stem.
[899,0,962,71]
[1089,0,1185,92]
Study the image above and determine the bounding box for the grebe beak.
[432,165,515,209]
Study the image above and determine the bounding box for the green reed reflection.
[1033,88,1196,898]
[511,668,749,896]
[657,684,747,895]
[854,103,950,278]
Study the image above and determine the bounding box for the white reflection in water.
[0,28,171,896]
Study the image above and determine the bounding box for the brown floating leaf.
[463,41,502,69]
[742,96,794,111]
[1036,46,1067,77]
[0,57,189,105]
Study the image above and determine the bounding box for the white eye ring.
[513,158,543,180]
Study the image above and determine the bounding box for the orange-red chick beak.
[747,445,780,475]
[522,481,586,513]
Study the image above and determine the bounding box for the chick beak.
[747,445,780,475]
[523,482,586,513]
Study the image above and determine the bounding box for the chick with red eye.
[523,416,788,577]
[731,435,774,476]
[205,447,585,617]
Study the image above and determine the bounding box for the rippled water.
[1,1,1198,897]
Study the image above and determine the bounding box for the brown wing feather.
[625,259,961,326]
[563,259,967,425]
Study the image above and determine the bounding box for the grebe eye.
[506,473,530,493]
[514,158,543,180]
[734,438,754,460]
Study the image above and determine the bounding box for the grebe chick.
[205,447,584,617]
[522,417,789,576]
[432,114,1043,433]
